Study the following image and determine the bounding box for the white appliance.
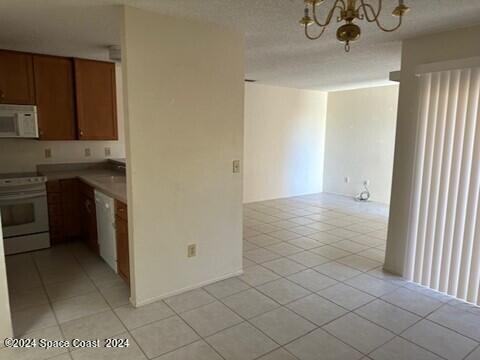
[0,105,38,138]
[95,190,117,272]
[0,173,50,254]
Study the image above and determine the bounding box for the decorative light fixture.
[300,0,410,52]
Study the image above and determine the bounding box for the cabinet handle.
[79,130,84,137]
[39,128,43,137]
[0,90,4,101]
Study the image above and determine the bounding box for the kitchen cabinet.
[0,50,35,104]
[80,181,99,253]
[46,179,81,244]
[0,48,119,141]
[115,200,129,284]
[46,181,64,245]
[61,179,81,238]
[33,55,76,140]
[74,58,118,140]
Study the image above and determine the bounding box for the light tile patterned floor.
[3,193,480,360]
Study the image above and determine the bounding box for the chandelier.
[300,0,410,52]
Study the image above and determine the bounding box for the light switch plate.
[233,160,240,173]
[187,244,197,258]
[45,148,52,158]
[104,147,111,157]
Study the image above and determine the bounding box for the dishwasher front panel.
[94,190,117,273]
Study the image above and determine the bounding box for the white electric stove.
[0,173,50,255]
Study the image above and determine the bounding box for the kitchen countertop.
[37,163,127,204]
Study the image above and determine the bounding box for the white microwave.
[0,104,38,138]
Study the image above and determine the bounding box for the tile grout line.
[68,244,152,360]
[160,296,229,360]
[244,206,480,358]
[463,343,480,360]
[30,251,72,360]
[9,195,480,360]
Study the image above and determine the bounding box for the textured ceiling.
[0,0,480,90]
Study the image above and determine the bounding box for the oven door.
[0,191,49,238]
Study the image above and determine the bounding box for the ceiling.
[0,0,480,91]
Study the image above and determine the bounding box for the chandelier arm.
[358,0,382,22]
[361,3,403,31]
[375,13,403,32]
[312,0,345,27]
[304,24,327,40]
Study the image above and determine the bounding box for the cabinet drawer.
[115,200,127,221]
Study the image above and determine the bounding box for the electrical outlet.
[104,147,111,157]
[44,148,52,158]
[187,244,197,258]
[84,148,91,157]
[232,160,240,173]
[344,176,350,184]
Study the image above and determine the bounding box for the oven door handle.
[0,192,46,201]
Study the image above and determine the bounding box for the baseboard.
[322,191,390,206]
[132,269,244,307]
[243,189,323,204]
[382,264,403,277]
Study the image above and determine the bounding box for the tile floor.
[3,193,480,360]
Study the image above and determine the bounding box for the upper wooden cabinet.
[0,49,119,140]
[0,50,35,104]
[74,58,118,140]
[33,55,76,140]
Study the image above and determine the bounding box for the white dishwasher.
[95,190,117,273]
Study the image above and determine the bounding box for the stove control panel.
[0,176,47,187]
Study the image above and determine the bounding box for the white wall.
[385,25,480,275]
[122,7,244,306]
[0,217,12,340]
[243,83,327,203]
[0,64,125,173]
[323,85,399,204]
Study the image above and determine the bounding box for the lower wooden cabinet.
[47,178,129,285]
[80,181,99,253]
[115,200,129,284]
[61,179,81,238]
[46,179,81,244]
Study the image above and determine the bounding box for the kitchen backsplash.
[0,139,126,174]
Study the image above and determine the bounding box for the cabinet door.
[80,184,98,253]
[0,50,35,104]
[60,179,81,238]
[33,55,76,140]
[74,58,118,140]
[115,216,129,284]
[46,180,64,244]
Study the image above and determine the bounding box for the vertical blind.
[405,66,480,305]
